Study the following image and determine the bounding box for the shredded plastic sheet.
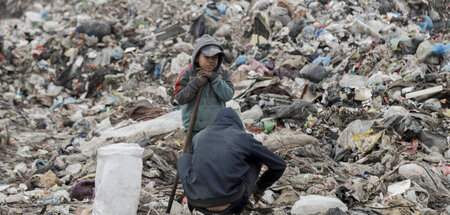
[353,129,383,154]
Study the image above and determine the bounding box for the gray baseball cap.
[200,45,223,57]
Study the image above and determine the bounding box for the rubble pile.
[0,0,448,214]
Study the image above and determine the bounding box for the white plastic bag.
[93,143,144,215]
[291,195,348,215]
[170,52,191,75]
[241,105,263,124]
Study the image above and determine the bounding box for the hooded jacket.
[174,35,234,132]
[177,108,286,208]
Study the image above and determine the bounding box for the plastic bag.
[299,62,328,83]
[413,16,433,32]
[76,22,113,40]
[263,120,276,133]
[189,14,217,40]
[430,43,450,55]
[170,52,191,75]
[291,195,348,215]
[233,55,250,68]
[353,129,383,155]
[312,55,331,67]
[93,143,144,215]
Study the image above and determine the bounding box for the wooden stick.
[405,85,443,99]
[167,87,203,213]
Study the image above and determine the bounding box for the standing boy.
[174,34,234,139]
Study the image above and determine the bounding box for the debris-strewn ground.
[0,0,449,214]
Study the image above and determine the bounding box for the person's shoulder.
[181,65,195,76]
[217,66,230,74]
[229,128,252,138]
[240,131,261,142]
[183,65,194,72]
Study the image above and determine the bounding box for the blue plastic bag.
[315,28,324,37]
[430,43,450,55]
[154,65,161,78]
[216,4,227,16]
[129,5,136,15]
[111,46,124,60]
[234,55,250,67]
[312,55,331,67]
[413,16,433,32]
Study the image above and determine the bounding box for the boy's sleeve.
[175,66,204,105]
[210,69,234,102]
[247,135,286,190]
[177,153,193,182]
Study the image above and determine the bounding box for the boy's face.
[196,53,219,71]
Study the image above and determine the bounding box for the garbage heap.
[0,0,449,214]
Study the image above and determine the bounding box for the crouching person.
[177,108,286,214]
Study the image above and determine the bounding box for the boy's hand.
[197,73,208,85]
[198,70,213,80]
[252,184,265,202]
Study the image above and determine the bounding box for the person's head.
[195,45,222,71]
[214,108,244,131]
[196,54,219,72]
[192,34,224,71]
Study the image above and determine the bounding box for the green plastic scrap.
[263,120,276,133]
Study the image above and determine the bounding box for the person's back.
[174,34,234,133]
[178,108,286,214]
[182,111,251,201]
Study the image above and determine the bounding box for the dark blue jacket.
[177,108,286,207]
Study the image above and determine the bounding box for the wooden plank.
[405,85,443,99]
